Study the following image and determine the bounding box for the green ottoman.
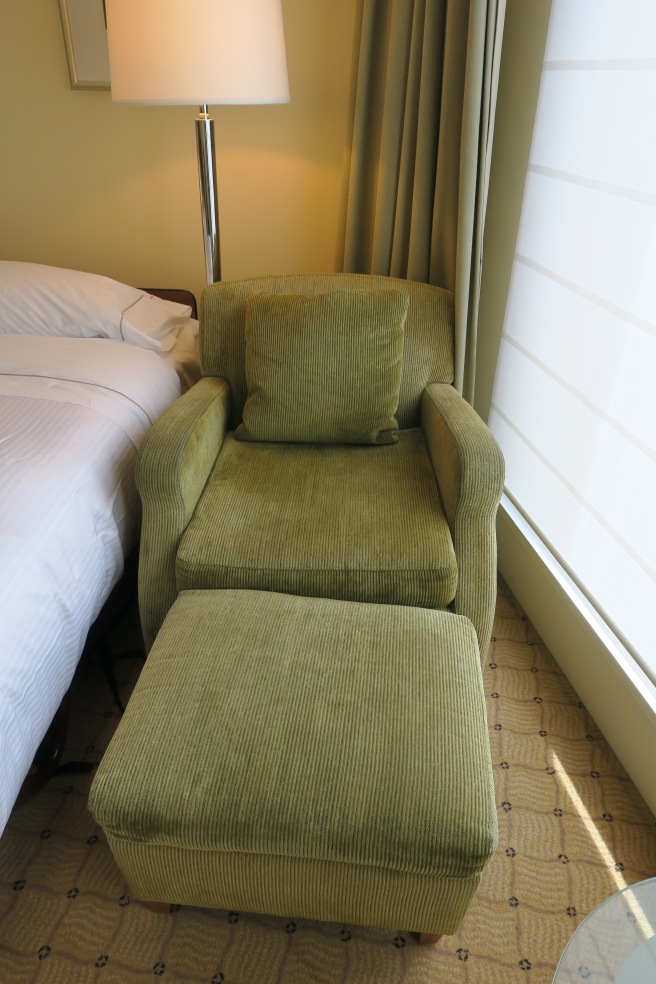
[89,590,497,939]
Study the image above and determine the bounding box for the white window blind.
[489,0,656,678]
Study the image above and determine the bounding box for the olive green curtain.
[338,0,505,401]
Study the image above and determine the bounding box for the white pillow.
[0,261,192,352]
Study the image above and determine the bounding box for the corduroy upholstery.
[176,430,457,608]
[236,288,408,444]
[136,273,504,654]
[200,273,455,431]
[89,589,498,936]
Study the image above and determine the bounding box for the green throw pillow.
[234,288,409,444]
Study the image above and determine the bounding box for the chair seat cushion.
[176,428,458,609]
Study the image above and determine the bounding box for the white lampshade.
[105,0,290,105]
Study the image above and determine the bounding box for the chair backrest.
[199,273,455,430]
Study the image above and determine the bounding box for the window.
[489,0,656,678]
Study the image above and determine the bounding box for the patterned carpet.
[1,578,655,983]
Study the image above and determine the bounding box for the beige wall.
[0,0,357,305]
[475,0,553,423]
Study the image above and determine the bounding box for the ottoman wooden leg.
[418,933,443,945]
[145,901,171,914]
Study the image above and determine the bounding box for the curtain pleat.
[339,0,506,402]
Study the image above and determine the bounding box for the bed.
[0,262,200,836]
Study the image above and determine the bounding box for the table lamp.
[104,0,290,284]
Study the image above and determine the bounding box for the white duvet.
[0,336,182,835]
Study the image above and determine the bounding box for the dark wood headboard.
[141,288,198,320]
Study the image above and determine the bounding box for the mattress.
[0,334,186,835]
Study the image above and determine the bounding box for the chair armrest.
[421,383,504,661]
[136,376,231,651]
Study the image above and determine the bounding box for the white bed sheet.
[0,335,185,835]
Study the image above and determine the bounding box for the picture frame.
[58,0,111,90]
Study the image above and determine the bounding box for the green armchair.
[136,273,504,659]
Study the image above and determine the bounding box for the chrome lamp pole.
[195,105,221,284]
